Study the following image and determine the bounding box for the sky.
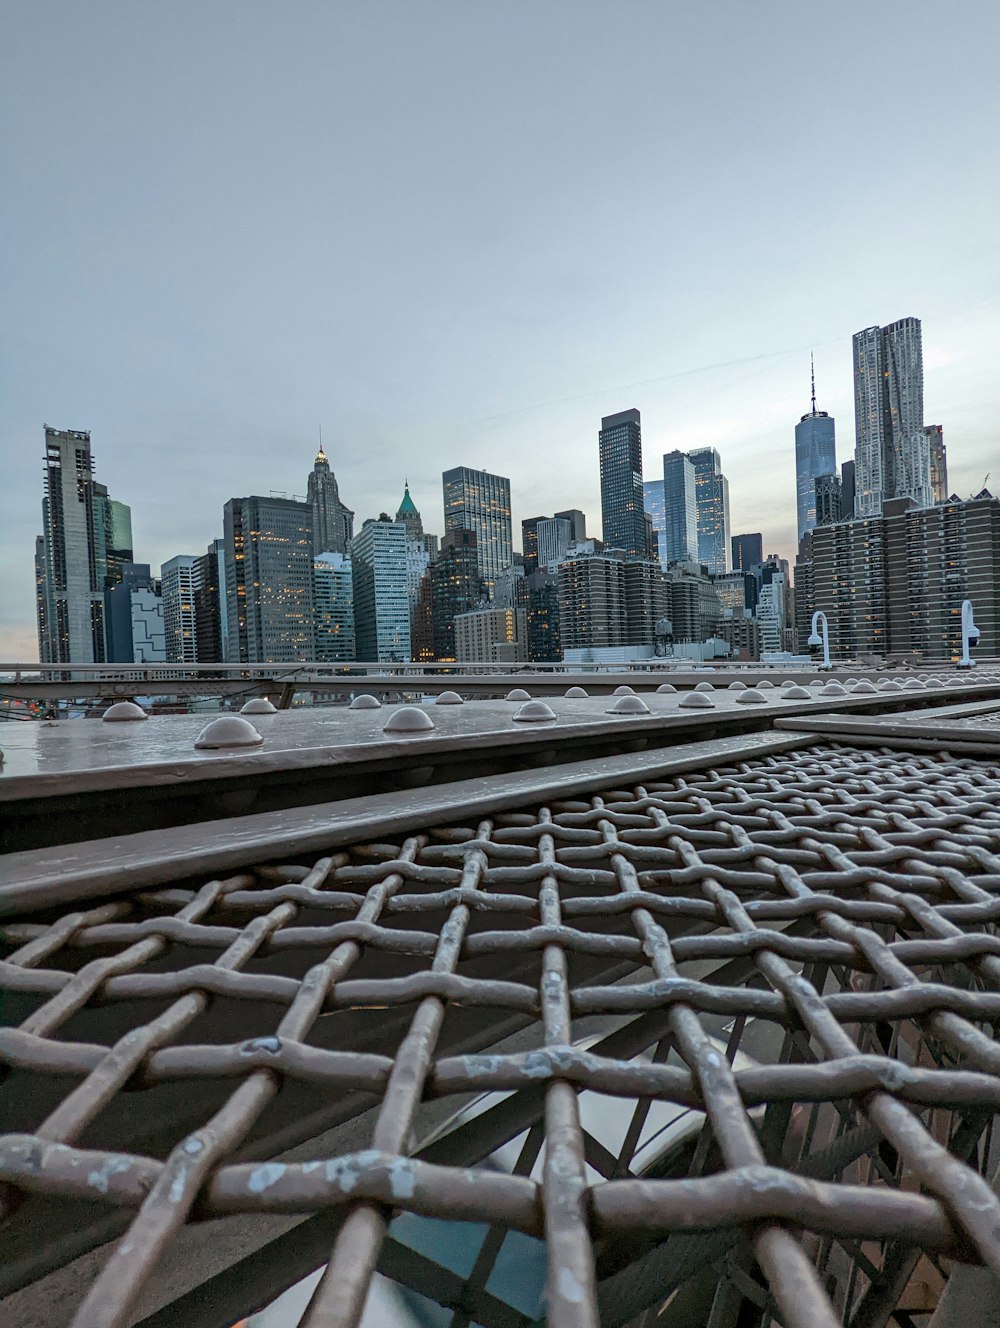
[2,0,999,658]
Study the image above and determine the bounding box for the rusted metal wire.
[2,742,1000,1327]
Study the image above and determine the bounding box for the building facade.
[350,518,410,662]
[37,426,109,663]
[454,606,528,663]
[431,528,486,660]
[599,409,647,560]
[307,444,354,556]
[688,447,731,574]
[662,451,699,566]
[313,552,356,663]
[536,516,573,569]
[926,425,948,503]
[442,466,512,593]
[853,318,932,516]
[731,532,763,572]
[794,363,837,543]
[814,473,843,527]
[642,479,666,564]
[104,563,166,664]
[161,555,199,664]
[796,492,1000,661]
[223,496,315,663]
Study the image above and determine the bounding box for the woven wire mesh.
[3,742,1000,1328]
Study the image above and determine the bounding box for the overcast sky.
[2,0,999,657]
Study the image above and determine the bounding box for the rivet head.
[102,701,148,722]
[608,694,650,714]
[727,680,747,690]
[613,684,635,695]
[734,689,768,705]
[782,685,812,700]
[678,691,715,709]
[382,706,435,733]
[694,681,715,692]
[194,716,263,749]
[512,700,557,722]
[565,686,588,698]
[656,683,676,693]
[349,694,381,710]
[435,691,463,705]
[240,698,277,714]
[505,688,531,701]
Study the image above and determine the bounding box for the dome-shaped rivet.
[102,701,148,722]
[678,691,715,709]
[194,716,263,749]
[565,686,588,698]
[735,689,769,705]
[350,694,381,710]
[819,682,847,697]
[727,680,747,690]
[851,680,877,693]
[382,706,435,733]
[694,681,715,692]
[435,691,464,705]
[608,694,651,714]
[512,700,557,722]
[613,684,635,696]
[505,688,531,702]
[755,680,775,689]
[240,698,277,714]
[782,685,812,700]
[656,683,676,693]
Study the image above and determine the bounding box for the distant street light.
[808,611,832,670]
[958,599,980,669]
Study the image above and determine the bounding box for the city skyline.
[3,2,999,656]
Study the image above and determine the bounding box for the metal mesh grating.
[3,742,1000,1328]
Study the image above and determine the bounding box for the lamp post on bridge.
[958,599,980,669]
[808,611,832,671]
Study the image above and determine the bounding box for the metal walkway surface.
[3,739,1000,1327]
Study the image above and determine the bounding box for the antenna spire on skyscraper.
[810,352,816,414]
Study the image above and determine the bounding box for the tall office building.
[223,496,315,663]
[853,317,932,516]
[794,358,837,542]
[104,563,166,663]
[554,509,587,543]
[841,460,856,520]
[454,606,528,664]
[642,480,666,564]
[662,452,699,566]
[536,516,573,569]
[442,466,512,593]
[926,426,948,502]
[350,518,410,662]
[431,529,486,660]
[307,443,354,556]
[161,555,199,664]
[599,409,647,559]
[521,517,545,575]
[814,473,843,527]
[688,447,731,573]
[731,533,763,572]
[313,552,356,662]
[36,426,114,663]
[194,539,229,663]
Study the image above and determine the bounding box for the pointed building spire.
[315,425,327,466]
[810,352,817,415]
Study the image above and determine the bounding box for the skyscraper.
[794,357,837,543]
[442,466,512,593]
[814,473,843,527]
[194,539,229,663]
[313,552,356,662]
[223,496,315,663]
[521,517,545,575]
[925,425,948,502]
[350,518,411,662]
[36,426,111,663]
[104,563,165,663]
[642,479,666,564]
[554,509,587,543]
[431,529,486,660]
[661,452,698,566]
[536,516,573,569]
[688,447,731,574]
[731,532,763,571]
[161,555,199,664]
[599,409,647,560]
[841,460,856,520]
[853,317,931,516]
[307,443,354,556]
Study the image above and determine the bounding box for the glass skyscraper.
[661,451,698,566]
[853,317,931,516]
[731,532,763,571]
[688,447,730,573]
[223,495,315,663]
[642,479,666,564]
[442,466,512,594]
[795,363,837,543]
[350,518,411,662]
[599,409,647,560]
